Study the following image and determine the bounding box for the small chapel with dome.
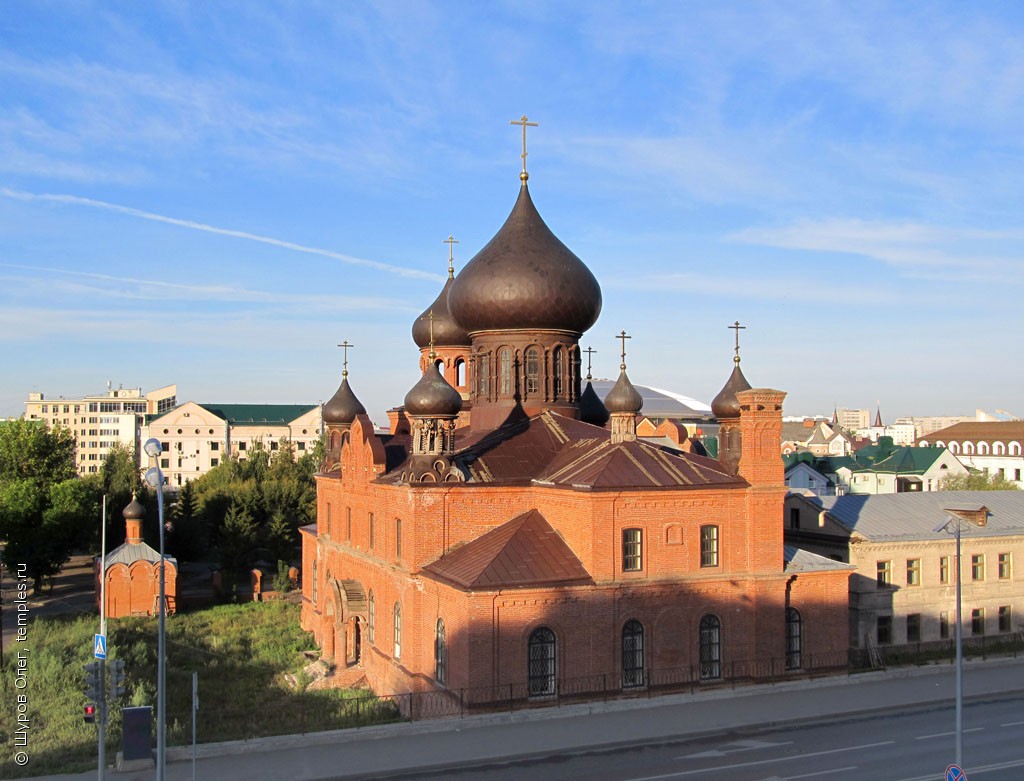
[300,123,851,703]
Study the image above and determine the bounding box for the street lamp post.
[143,438,167,781]
[935,506,989,769]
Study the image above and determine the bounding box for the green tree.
[940,471,1021,491]
[0,420,98,592]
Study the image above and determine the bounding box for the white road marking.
[625,741,894,780]
[783,767,857,780]
[914,727,984,740]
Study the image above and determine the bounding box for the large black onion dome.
[604,369,644,414]
[412,274,470,348]
[323,376,366,425]
[123,494,145,521]
[447,185,602,334]
[578,380,610,426]
[711,362,751,419]
[404,362,463,418]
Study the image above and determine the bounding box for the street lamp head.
[143,438,163,459]
[145,467,162,489]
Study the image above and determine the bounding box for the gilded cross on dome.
[583,346,597,380]
[616,330,631,370]
[510,114,539,182]
[337,340,354,377]
[443,235,459,278]
[729,321,746,364]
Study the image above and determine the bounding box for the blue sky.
[3,2,1023,426]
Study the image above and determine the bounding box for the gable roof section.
[421,509,592,589]
[198,403,317,425]
[803,490,1024,542]
[444,411,741,490]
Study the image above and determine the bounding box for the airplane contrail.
[0,187,443,282]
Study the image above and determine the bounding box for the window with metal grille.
[700,525,719,568]
[393,603,402,659]
[552,346,563,397]
[621,620,644,688]
[699,615,721,680]
[478,354,490,396]
[499,349,512,395]
[435,619,446,685]
[525,347,540,394]
[785,608,802,670]
[622,528,642,572]
[527,627,556,697]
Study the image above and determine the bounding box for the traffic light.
[108,659,126,699]
[84,703,97,723]
[83,661,103,701]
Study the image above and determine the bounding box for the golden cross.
[583,346,596,379]
[443,235,459,277]
[337,340,354,376]
[616,330,631,370]
[729,321,746,364]
[510,114,539,181]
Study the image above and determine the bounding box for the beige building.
[142,402,322,487]
[785,491,1024,653]
[24,384,177,476]
[918,421,1024,488]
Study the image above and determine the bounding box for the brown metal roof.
[421,509,592,590]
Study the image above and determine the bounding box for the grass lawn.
[0,600,399,778]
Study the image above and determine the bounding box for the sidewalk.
[26,655,1024,781]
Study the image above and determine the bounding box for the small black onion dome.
[123,493,146,521]
[447,185,602,334]
[604,369,644,414]
[711,362,751,419]
[578,380,610,426]
[323,376,366,425]
[404,362,463,417]
[412,274,470,349]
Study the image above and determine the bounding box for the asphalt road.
[385,695,1024,781]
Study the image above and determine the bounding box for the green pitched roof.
[199,404,317,425]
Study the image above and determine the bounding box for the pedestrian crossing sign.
[94,633,107,659]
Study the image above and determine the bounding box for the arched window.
[455,358,466,388]
[963,442,974,455]
[499,349,512,395]
[311,560,318,605]
[478,354,490,397]
[622,619,645,688]
[525,347,540,394]
[552,346,564,397]
[395,518,402,559]
[994,442,1006,455]
[786,607,802,670]
[528,626,556,696]
[435,618,447,685]
[434,358,444,374]
[948,442,959,454]
[1011,442,1022,456]
[699,615,721,680]
[978,442,990,455]
[367,590,375,644]
[393,603,402,659]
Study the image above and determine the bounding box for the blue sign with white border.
[94,633,107,659]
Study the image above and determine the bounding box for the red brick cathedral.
[300,141,849,703]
